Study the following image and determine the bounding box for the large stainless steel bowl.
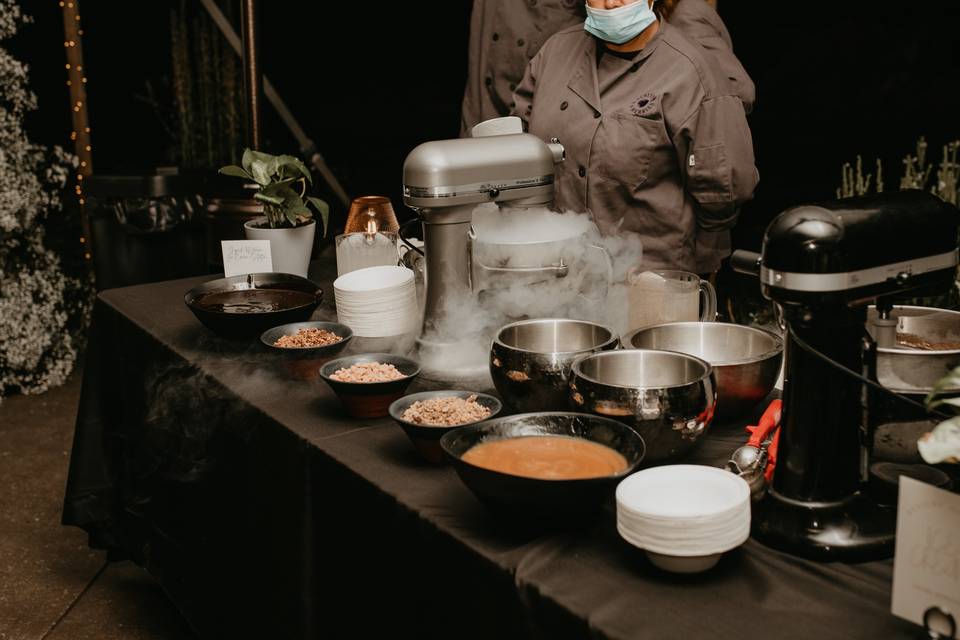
[490,318,619,412]
[570,349,716,464]
[621,322,783,420]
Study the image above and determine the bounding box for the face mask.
[584,1,656,45]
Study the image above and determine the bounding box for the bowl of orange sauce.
[440,412,645,522]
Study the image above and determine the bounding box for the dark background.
[11,0,960,248]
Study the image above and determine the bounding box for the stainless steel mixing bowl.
[490,318,619,412]
[570,349,717,464]
[621,322,783,420]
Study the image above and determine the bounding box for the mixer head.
[759,190,960,307]
[402,118,564,212]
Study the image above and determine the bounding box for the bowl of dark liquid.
[184,272,323,339]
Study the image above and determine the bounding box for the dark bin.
[85,172,211,291]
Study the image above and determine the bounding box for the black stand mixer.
[731,190,960,561]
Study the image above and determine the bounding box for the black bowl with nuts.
[388,391,502,463]
[319,353,420,418]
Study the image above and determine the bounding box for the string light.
[61,0,92,260]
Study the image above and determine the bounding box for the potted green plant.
[220,149,329,278]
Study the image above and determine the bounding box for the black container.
[867,462,952,507]
[440,412,645,523]
[184,273,322,339]
[388,391,502,463]
[319,353,420,418]
[86,172,211,291]
[260,321,354,381]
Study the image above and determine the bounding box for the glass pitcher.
[625,269,717,332]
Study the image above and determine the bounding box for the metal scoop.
[726,400,782,500]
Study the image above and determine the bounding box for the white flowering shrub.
[0,0,93,400]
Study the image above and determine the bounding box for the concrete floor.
[0,370,195,640]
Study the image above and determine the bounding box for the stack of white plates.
[333,265,420,338]
[615,465,751,574]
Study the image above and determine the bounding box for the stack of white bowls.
[333,265,420,338]
[615,465,750,574]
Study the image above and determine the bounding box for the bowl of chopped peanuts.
[261,321,354,380]
[388,390,503,463]
[319,353,420,418]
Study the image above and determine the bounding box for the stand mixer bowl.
[470,205,614,316]
[867,305,960,395]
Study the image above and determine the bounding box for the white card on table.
[891,476,960,630]
[221,240,272,277]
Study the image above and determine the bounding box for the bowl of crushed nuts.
[388,390,503,463]
[319,353,420,418]
[261,321,355,381]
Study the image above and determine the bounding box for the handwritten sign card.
[221,240,273,277]
[891,476,960,633]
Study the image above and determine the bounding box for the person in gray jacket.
[461,0,756,273]
[663,0,755,272]
[662,0,754,113]
[511,0,758,273]
[460,0,585,136]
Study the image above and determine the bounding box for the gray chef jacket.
[669,1,756,271]
[460,0,584,136]
[669,0,755,113]
[512,20,758,272]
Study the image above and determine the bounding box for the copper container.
[345,195,399,234]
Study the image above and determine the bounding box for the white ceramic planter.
[243,217,316,278]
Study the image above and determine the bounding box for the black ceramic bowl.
[260,321,354,380]
[319,353,420,418]
[388,391,502,464]
[184,273,323,339]
[440,412,645,523]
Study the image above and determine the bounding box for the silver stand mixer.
[401,117,565,379]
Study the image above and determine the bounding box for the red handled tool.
[744,399,782,483]
[726,399,782,496]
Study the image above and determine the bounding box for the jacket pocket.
[600,112,666,188]
[686,143,732,204]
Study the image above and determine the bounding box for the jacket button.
[492,33,499,41]
[509,83,516,91]
[517,38,525,47]
[578,166,586,178]
[593,110,601,119]
[509,101,516,110]
[560,101,568,110]
[485,77,493,87]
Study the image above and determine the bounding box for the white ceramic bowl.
[334,267,419,337]
[333,265,414,292]
[615,465,750,573]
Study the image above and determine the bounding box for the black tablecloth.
[63,252,922,639]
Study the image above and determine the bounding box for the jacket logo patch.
[631,93,658,117]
